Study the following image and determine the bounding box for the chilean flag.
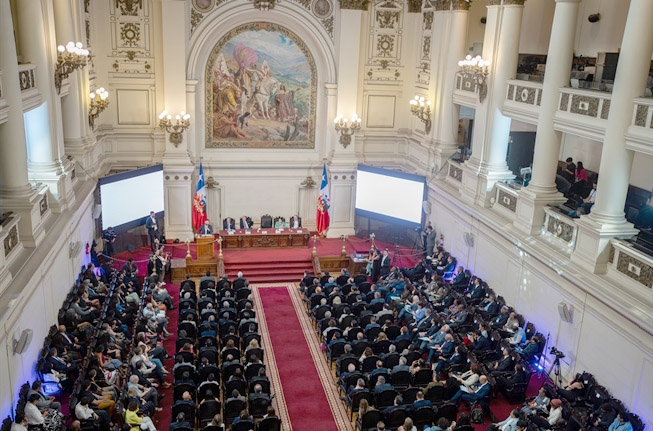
[316,164,330,235]
[192,163,207,231]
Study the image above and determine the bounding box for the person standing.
[425,225,436,258]
[102,226,117,257]
[145,211,159,252]
[198,219,213,235]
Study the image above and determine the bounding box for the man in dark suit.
[410,391,432,412]
[289,214,302,228]
[197,219,213,235]
[493,363,527,396]
[382,395,405,417]
[239,216,253,229]
[478,295,501,318]
[223,217,235,230]
[427,333,455,365]
[467,278,485,300]
[470,330,491,355]
[102,226,117,257]
[145,211,159,252]
[491,306,511,328]
[380,249,391,278]
[489,349,514,375]
[373,376,393,394]
[451,266,469,289]
[391,356,410,374]
[450,375,491,404]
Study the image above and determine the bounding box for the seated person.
[521,387,550,416]
[223,217,236,230]
[530,399,564,430]
[607,412,632,431]
[240,216,253,229]
[450,375,491,405]
[274,217,287,228]
[170,412,192,431]
[197,219,213,235]
[289,215,302,228]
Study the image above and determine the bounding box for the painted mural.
[205,23,317,149]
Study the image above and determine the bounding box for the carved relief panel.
[416,1,434,86]
[109,0,154,76]
[365,0,404,81]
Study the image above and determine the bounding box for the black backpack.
[470,404,484,423]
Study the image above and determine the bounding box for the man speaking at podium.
[197,219,213,236]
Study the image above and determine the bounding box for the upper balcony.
[502,79,542,125]
[626,97,653,156]
[0,65,41,125]
[18,64,40,111]
[553,87,612,142]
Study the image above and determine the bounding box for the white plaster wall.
[518,0,554,55]
[559,133,602,172]
[629,153,653,190]
[574,0,630,57]
[0,183,97,419]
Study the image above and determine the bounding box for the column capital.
[434,0,450,11]
[338,0,369,11]
[407,0,422,13]
[451,0,472,11]
[487,0,526,6]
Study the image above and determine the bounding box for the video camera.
[549,346,565,358]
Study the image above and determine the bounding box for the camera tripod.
[542,354,565,388]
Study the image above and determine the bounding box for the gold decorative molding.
[407,0,422,13]
[434,0,449,11]
[301,176,317,188]
[338,0,370,10]
[488,0,525,5]
[451,0,472,10]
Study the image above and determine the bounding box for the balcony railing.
[503,79,543,124]
[558,87,612,120]
[625,97,653,156]
[543,207,578,252]
[18,64,40,111]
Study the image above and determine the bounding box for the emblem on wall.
[205,23,317,149]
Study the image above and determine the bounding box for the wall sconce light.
[333,114,361,149]
[158,110,191,146]
[409,96,432,134]
[88,87,109,128]
[458,54,490,103]
[54,41,90,94]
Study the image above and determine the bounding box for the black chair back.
[412,405,435,428]
[257,417,281,431]
[198,400,221,425]
[385,408,408,429]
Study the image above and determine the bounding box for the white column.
[461,0,524,205]
[514,0,581,234]
[572,0,653,272]
[160,0,193,240]
[432,1,470,168]
[17,0,75,211]
[0,0,45,246]
[328,4,366,237]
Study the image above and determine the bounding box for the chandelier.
[458,54,490,102]
[54,41,90,94]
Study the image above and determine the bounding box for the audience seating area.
[302,247,646,431]
[171,276,280,430]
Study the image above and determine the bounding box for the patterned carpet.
[252,283,354,431]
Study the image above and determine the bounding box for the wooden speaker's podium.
[196,235,215,260]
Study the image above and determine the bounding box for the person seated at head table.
[274,218,287,228]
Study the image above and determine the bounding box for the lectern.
[196,236,214,260]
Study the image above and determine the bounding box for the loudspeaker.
[422,201,432,215]
[14,329,33,354]
[558,302,573,323]
[588,13,600,23]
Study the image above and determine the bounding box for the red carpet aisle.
[254,283,353,431]
[153,282,178,431]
